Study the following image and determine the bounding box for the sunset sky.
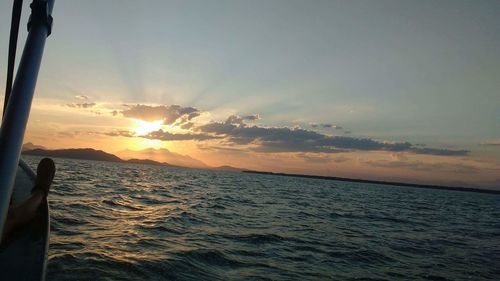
[1,0,499,188]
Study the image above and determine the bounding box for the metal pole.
[0,0,54,238]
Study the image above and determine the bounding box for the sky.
[0,0,499,188]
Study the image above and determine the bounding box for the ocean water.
[23,156,500,280]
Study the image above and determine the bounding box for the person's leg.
[3,190,44,238]
[1,158,55,243]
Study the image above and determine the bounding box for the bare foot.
[32,158,55,197]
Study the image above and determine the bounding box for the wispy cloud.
[364,159,479,174]
[102,130,135,137]
[66,102,96,108]
[310,123,342,129]
[75,95,90,100]
[480,140,500,146]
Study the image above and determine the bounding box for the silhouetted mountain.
[214,165,244,172]
[22,142,46,151]
[118,148,208,168]
[22,148,187,169]
[124,158,177,167]
[23,148,122,162]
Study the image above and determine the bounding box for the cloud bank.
[195,121,468,156]
[101,104,469,157]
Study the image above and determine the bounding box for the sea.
[23,156,500,280]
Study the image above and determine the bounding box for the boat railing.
[0,0,54,239]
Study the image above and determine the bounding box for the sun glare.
[133,120,163,136]
[129,138,165,150]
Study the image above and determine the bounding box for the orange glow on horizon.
[127,138,165,151]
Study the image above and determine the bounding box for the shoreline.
[242,170,500,195]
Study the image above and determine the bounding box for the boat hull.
[0,160,49,281]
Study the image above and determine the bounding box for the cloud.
[121,104,200,125]
[102,127,220,141]
[75,95,90,100]
[480,140,500,146]
[321,123,343,129]
[66,102,96,108]
[225,114,260,126]
[102,130,135,137]
[409,147,469,156]
[365,159,479,174]
[311,123,342,129]
[297,153,335,163]
[100,106,470,157]
[196,121,469,156]
[180,122,194,130]
[144,129,221,141]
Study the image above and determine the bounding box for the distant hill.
[22,142,46,151]
[124,158,178,167]
[118,148,208,169]
[23,148,122,162]
[214,165,244,172]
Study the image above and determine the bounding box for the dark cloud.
[225,114,260,126]
[67,102,96,108]
[103,130,135,137]
[121,104,200,125]
[101,128,219,141]
[410,147,469,156]
[101,106,470,157]
[196,121,469,156]
[144,129,221,141]
[180,122,194,130]
[197,145,248,153]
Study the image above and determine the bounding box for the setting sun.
[132,120,163,136]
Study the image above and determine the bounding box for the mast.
[0,0,54,238]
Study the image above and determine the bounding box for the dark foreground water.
[24,156,500,280]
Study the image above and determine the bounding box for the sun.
[132,120,163,135]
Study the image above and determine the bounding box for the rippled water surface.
[24,156,500,280]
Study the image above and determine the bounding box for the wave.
[20,156,497,281]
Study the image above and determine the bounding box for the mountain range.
[21,144,242,171]
[21,144,497,194]
[117,148,208,169]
